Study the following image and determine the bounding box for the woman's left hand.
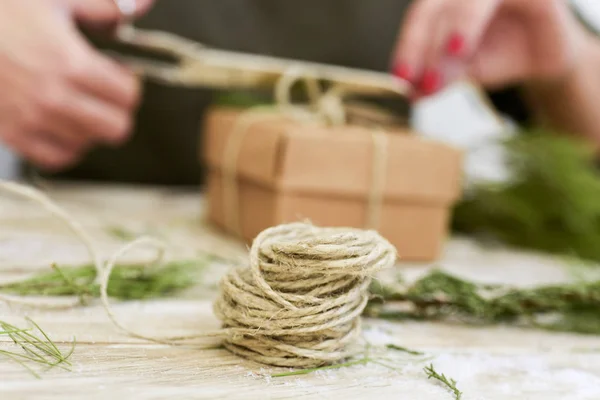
[391,0,591,100]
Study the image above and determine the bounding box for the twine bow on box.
[219,67,399,239]
[106,26,413,234]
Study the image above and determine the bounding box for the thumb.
[66,0,154,25]
[467,29,533,89]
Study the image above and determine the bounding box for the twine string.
[366,130,389,230]
[221,70,393,237]
[0,180,396,368]
[213,222,396,367]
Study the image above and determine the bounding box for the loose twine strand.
[0,178,397,368]
[0,70,508,369]
[0,68,400,366]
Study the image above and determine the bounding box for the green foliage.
[424,364,462,400]
[386,343,425,356]
[0,318,74,378]
[105,226,137,241]
[272,343,460,399]
[272,343,425,378]
[212,91,271,108]
[0,259,207,301]
[453,130,600,262]
[537,309,600,335]
[368,269,600,334]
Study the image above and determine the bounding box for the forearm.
[523,33,600,148]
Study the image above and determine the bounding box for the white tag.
[411,82,515,186]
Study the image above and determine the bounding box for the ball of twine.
[213,222,397,368]
[0,181,397,368]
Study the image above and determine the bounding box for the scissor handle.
[111,26,208,84]
[115,25,205,61]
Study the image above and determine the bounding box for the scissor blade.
[181,48,411,97]
[112,28,410,97]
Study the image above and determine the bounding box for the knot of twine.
[213,222,397,368]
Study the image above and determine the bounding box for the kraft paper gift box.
[202,107,463,261]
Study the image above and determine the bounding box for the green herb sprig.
[0,259,208,301]
[424,364,462,400]
[272,343,425,377]
[368,269,600,334]
[271,344,460,399]
[0,318,74,379]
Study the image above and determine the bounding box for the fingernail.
[446,33,466,57]
[392,62,412,81]
[420,69,443,95]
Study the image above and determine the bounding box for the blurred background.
[0,0,599,183]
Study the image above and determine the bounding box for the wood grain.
[1,183,600,400]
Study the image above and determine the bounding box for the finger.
[34,64,134,145]
[39,101,98,151]
[40,80,133,145]
[392,0,447,84]
[29,133,86,171]
[416,0,503,97]
[41,120,91,152]
[417,13,450,96]
[467,26,532,88]
[68,0,155,24]
[441,0,502,60]
[3,131,83,171]
[71,47,141,110]
[67,92,133,145]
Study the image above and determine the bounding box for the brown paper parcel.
[202,107,463,261]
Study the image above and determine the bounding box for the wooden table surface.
[1,182,600,400]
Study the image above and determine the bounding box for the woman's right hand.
[0,0,153,171]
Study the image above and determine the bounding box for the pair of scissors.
[110,1,410,99]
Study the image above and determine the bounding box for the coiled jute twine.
[0,62,514,369]
[215,222,396,367]
[212,69,399,367]
[0,180,397,369]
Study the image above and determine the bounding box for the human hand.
[0,0,153,171]
[392,0,591,99]
[67,0,154,31]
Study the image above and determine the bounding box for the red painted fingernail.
[447,33,466,57]
[420,69,442,95]
[392,62,412,81]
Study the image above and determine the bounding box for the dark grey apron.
[40,0,411,186]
